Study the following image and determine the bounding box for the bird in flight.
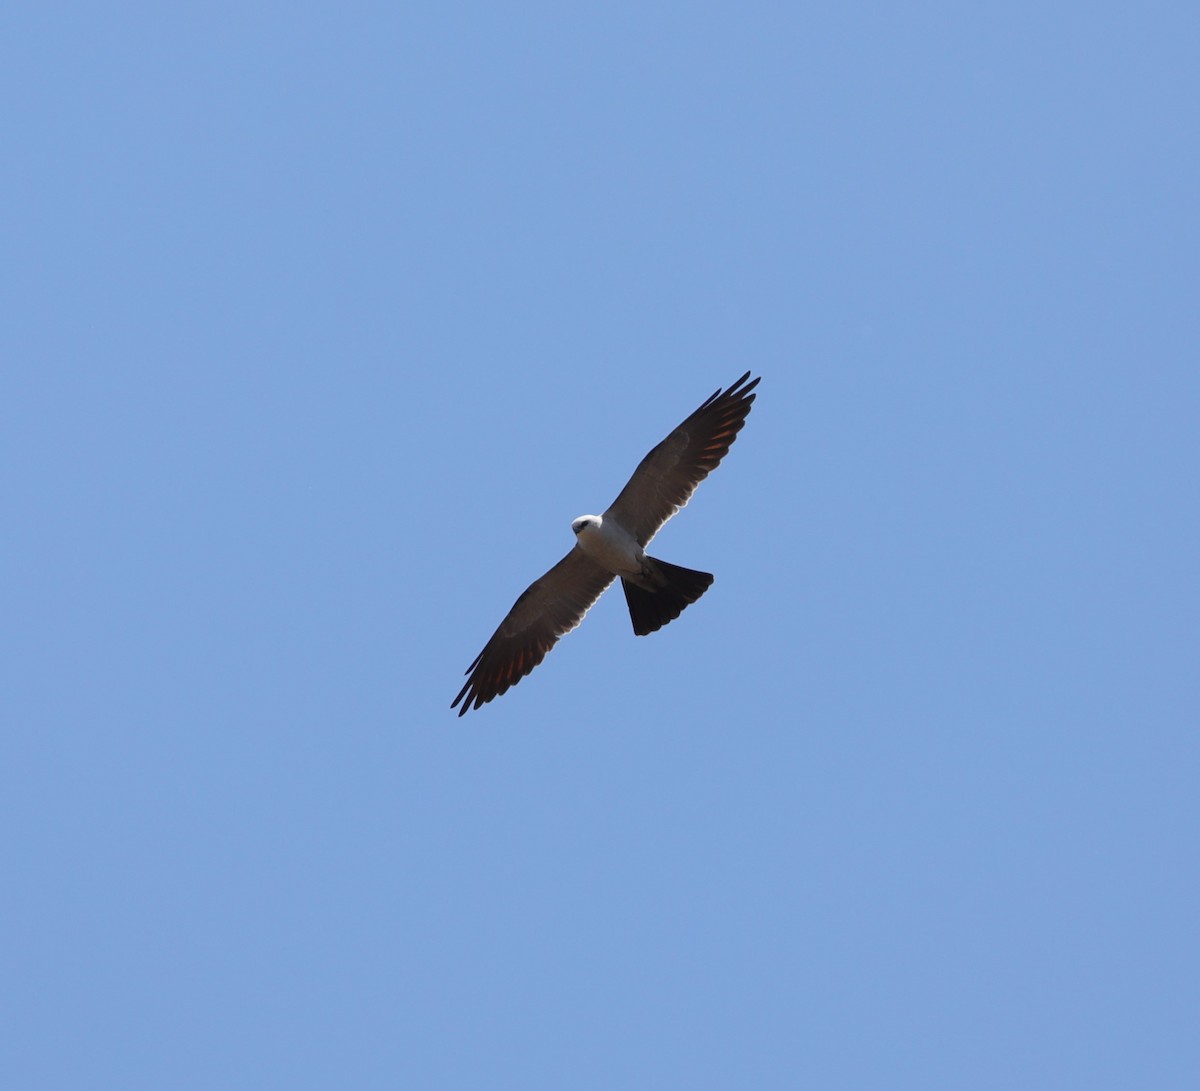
[452,371,760,716]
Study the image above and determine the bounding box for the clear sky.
[4,3,1197,1088]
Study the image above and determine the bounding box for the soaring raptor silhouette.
[452,372,760,715]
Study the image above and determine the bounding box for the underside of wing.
[451,546,615,716]
[605,371,759,546]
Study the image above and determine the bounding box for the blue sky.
[3,3,1197,1087]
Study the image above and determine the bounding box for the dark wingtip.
[698,372,760,413]
[705,372,759,408]
[728,371,759,397]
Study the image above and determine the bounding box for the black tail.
[621,557,714,636]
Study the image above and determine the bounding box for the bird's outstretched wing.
[605,371,759,546]
[452,547,615,716]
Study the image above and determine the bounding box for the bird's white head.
[571,514,601,536]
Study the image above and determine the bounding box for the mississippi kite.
[452,371,760,715]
